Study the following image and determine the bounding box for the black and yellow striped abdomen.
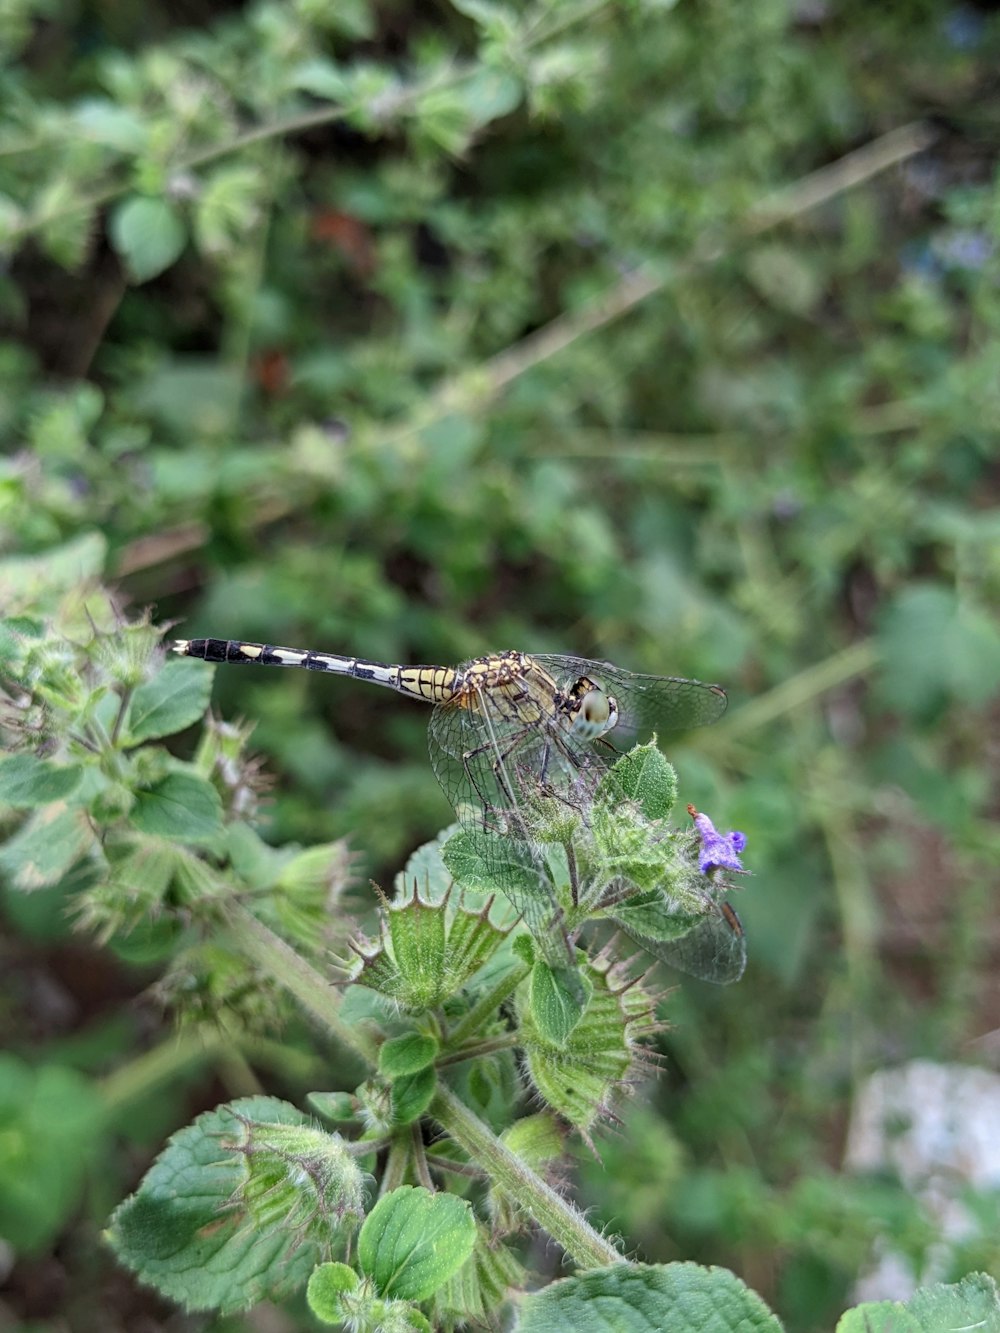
[173,638,460,703]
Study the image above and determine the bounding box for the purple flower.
[937,228,993,273]
[687,805,747,875]
[942,7,984,51]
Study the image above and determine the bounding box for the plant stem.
[223,902,378,1065]
[709,639,880,743]
[411,1124,434,1191]
[98,1028,226,1112]
[445,960,530,1048]
[381,1138,410,1195]
[429,1084,623,1270]
[110,686,132,747]
[437,1033,521,1068]
[424,1153,486,1179]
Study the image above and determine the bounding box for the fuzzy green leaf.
[307,1262,359,1323]
[600,743,678,821]
[0,754,83,808]
[107,1097,325,1315]
[0,533,106,602]
[132,773,224,844]
[0,804,94,889]
[519,956,645,1131]
[518,1261,784,1332]
[306,1092,358,1123]
[0,1056,105,1255]
[379,1033,439,1078]
[358,1186,476,1302]
[529,962,591,1048]
[390,1067,437,1125]
[394,829,456,903]
[836,1272,1000,1333]
[110,196,187,283]
[125,657,214,742]
[611,889,703,943]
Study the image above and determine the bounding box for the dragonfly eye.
[574,688,617,739]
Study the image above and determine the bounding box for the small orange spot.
[310,210,376,276]
[252,349,289,396]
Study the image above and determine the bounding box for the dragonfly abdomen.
[172,639,459,702]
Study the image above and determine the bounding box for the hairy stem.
[445,959,530,1048]
[224,902,378,1065]
[430,1083,624,1270]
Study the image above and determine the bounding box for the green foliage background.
[2,0,999,1328]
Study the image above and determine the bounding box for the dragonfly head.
[570,679,620,741]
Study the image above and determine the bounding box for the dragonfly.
[173,638,745,983]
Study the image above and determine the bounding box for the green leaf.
[836,1272,1000,1333]
[379,1033,439,1078]
[529,962,591,1048]
[393,828,456,903]
[292,58,351,101]
[390,1067,437,1125]
[450,0,517,38]
[132,772,224,844]
[746,243,822,316]
[307,1262,359,1323]
[359,1186,476,1302]
[0,618,43,672]
[0,1056,106,1255]
[35,178,96,270]
[519,956,647,1131]
[454,67,523,128]
[0,804,94,889]
[836,1307,920,1333]
[73,99,148,151]
[589,800,675,892]
[110,196,187,283]
[415,69,523,156]
[125,657,214,743]
[601,743,678,820]
[0,533,106,603]
[877,584,1000,716]
[193,165,263,258]
[0,754,83,807]
[108,1097,326,1315]
[518,1261,784,1332]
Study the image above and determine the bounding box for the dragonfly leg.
[460,725,535,827]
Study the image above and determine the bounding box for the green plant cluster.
[3,0,1000,1327]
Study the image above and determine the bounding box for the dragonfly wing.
[531,654,727,737]
[612,902,746,984]
[428,691,577,965]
